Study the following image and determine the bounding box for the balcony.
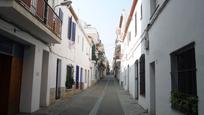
[0,0,62,43]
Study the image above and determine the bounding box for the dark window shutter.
[72,22,76,42]
[59,8,63,23]
[68,17,72,40]
[140,54,145,96]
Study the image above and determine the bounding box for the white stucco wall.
[50,5,92,91]
[120,0,204,114]
[0,18,50,113]
[147,0,204,114]
[120,0,150,110]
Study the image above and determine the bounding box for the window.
[171,43,197,95]
[135,13,137,36]
[140,54,145,96]
[170,42,198,114]
[67,17,76,42]
[59,8,63,23]
[30,0,37,13]
[68,17,72,40]
[71,22,76,42]
[140,4,143,20]
[150,0,158,16]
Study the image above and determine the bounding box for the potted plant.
[171,90,198,115]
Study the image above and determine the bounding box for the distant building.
[84,24,101,85]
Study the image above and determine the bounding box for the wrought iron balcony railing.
[16,0,62,38]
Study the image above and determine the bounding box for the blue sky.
[72,0,132,63]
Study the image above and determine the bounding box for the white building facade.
[0,0,96,114]
[119,0,204,115]
[84,25,101,85]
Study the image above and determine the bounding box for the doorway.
[88,70,90,87]
[75,65,79,89]
[0,41,23,115]
[127,65,130,91]
[0,54,12,114]
[80,68,83,89]
[56,59,62,99]
[135,60,139,99]
[150,62,156,115]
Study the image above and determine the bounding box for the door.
[80,68,83,89]
[0,54,23,115]
[65,65,72,89]
[8,56,23,115]
[150,62,156,115]
[0,40,24,115]
[56,59,61,99]
[75,65,79,89]
[88,70,90,87]
[135,60,139,99]
[127,65,129,91]
[0,54,12,114]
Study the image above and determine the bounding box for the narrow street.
[18,75,147,115]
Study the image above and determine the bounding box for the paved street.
[18,75,147,115]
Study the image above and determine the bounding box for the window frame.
[170,42,197,96]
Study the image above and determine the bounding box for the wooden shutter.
[140,54,145,96]
[68,17,72,40]
[36,0,45,21]
[59,8,63,22]
[72,23,76,42]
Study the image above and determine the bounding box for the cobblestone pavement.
[16,75,148,115]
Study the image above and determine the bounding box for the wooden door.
[8,57,23,115]
[0,54,23,115]
[0,54,12,115]
[75,66,79,89]
[56,59,61,99]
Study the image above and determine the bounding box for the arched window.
[140,54,145,96]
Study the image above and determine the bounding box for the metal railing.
[16,0,62,39]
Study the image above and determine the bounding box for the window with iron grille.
[171,42,197,95]
[170,42,198,114]
[140,54,145,96]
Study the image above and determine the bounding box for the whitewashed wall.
[147,0,204,114]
